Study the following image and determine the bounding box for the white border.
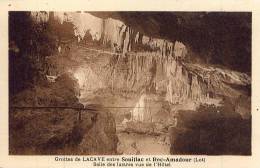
[0,1,259,168]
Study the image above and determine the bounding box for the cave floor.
[79,95,172,155]
[117,132,170,155]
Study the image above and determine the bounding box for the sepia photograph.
[9,11,251,155]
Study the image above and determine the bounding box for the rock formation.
[9,11,251,155]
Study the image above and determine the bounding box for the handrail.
[9,106,148,109]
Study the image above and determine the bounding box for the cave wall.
[9,11,251,119]
[26,12,251,108]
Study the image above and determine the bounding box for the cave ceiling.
[90,12,251,73]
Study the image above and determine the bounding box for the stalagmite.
[131,94,148,122]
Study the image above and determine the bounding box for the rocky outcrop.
[169,102,251,155]
[9,74,118,155]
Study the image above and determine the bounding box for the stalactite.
[33,11,214,105]
[30,11,249,112]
